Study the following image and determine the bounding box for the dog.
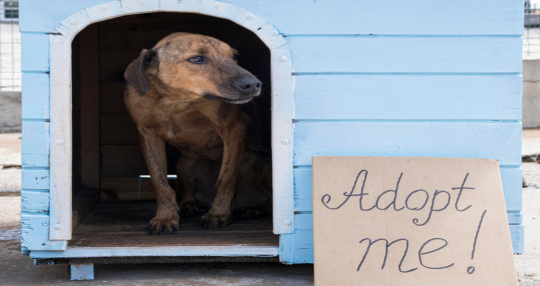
[123,33,272,235]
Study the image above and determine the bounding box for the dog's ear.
[124,49,158,96]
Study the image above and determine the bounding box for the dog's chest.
[154,113,223,158]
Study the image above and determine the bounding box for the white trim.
[48,0,294,246]
[271,49,295,234]
[49,34,73,241]
[30,246,279,259]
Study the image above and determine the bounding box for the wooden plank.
[294,75,522,120]
[21,121,49,168]
[72,78,81,113]
[100,113,139,145]
[287,37,522,73]
[101,145,148,177]
[271,49,294,234]
[224,0,525,36]
[100,82,128,112]
[72,144,82,183]
[510,224,524,254]
[22,169,50,189]
[19,0,105,32]
[21,191,50,213]
[507,213,522,225]
[49,35,73,240]
[100,144,180,177]
[280,213,524,264]
[20,0,523,35]
[21,73,50,120]
[293,122,521,166]
[72,189,101,230]
[66,201,277,247]
[79,25,101,191]
[101,177,156,200]
[501,168,522,212]
[21,214,67,251]
[294,167,523,212]
[30,245,279,258]
[72,111,81,147]
[21,33,50,72]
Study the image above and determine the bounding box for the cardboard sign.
[313,157,517,286]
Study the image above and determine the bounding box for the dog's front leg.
[196,122,246,228]
[139,129,180,234]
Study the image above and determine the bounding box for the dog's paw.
[195,212,232,229]
[179,201,199,218]
[148,213,180,235]
[234,206,271,220]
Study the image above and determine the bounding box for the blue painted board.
[22,73,50,120]
[293,122,521,166]
[21,33,50,72]
[286,37,522,74]
[21,191,49,213]
[507,213,522,225]
[294,167,523,212]
[21,121,49,168]
[19,0,106,33]
[280,214,524,264]
[501,168,522,212]
[21,169,50,189]
[20,214,66,251]
[294,75,522,120]
[20,0,523,35]
[222,0,524,36]
[510,225,524,254]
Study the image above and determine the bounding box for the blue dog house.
[20,0,524,279]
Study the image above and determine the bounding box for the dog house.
[20,0,524,280]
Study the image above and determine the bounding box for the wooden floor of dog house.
[69,201,278,248]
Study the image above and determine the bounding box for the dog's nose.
[236,77,262,94]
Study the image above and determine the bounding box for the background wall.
[523,60,540,128]
[0,0,20,132]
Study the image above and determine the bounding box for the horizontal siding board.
[281,214,524,264]
[21,191,50,213]
[286,37,522,73]
[22,73,50,120]
[20,213,67,251]
[222,0,524,36]
[501,167,522,212]
[294,75,522,120]
[295,167,522,212]
[507,213,522,225]
[22,169,50,189]
[21,121,49,168]
[293,122,521,166]
[21,0,522,35]
[21,33,50,72]
[510,224,524,254]
[19,0,105,32]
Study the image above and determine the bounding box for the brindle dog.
[124,33,272,235]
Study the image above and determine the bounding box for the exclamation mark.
[468,210,487,274]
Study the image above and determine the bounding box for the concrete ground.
[1,132,539,285]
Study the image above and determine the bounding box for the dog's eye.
[188,56,205,64]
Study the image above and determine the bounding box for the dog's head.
[124,33,262,104]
